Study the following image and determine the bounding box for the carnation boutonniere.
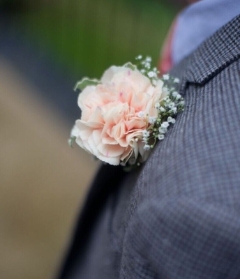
[69,56,184,171]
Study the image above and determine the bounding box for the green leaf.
[68,136,76,148]
[123,62,137,71]
[74,78,100,91]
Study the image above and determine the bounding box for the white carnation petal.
[70,125,79,138]
[97,154,120,166]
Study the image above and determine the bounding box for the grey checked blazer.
[58,15,240,279]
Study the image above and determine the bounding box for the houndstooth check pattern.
[58,16,240,279]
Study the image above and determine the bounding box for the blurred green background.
[7,0,179,78]
[0,1,183,279]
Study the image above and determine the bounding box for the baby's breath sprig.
[135,55,184,155]
[141,89,184,153]
[135,55,159,86]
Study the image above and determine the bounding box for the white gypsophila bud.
[141,69,146,74]
[155,103,160,109]
[168,102,175,109]
[144,144,151,150]
[174,78,180,83]
[136,55,142,60]
[142,137,148,143]
[145,63,151,69]
[148,71,157,78]
[163,74,169,80]
[164,95,170,102]
[158,134,164,140]
[161,122,169,128]
[172,91,178,98]
[162,87,169,94]
[171,107,177,114]
[146,56,152,62]
[142,130,150,137]
[137,111,145,118]
[173,92,181,100]
[179,100,185,106]
[160,106,166,112]
[159,127,167,134]
[167,116,176,124]
[149,116,157,124]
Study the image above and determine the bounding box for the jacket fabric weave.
[58,15,240,279]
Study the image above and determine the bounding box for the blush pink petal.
[75,123,92,141]
[111,121,126,139]
[88,134,101,156]
[125,119,146,131]
[100,66,126,83]
[120,146,132,161]
[92,130,102,146]
[111,69,151,93]
[97,143,124,158]
[76,119,102,131]
[102,136,117,145]
[126,131,142,144]
[74,64,164,165]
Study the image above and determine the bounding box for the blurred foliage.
[0,0,28,13]
[17,0,179,78]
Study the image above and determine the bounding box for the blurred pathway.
[0,14,81,125]
[0,57,98,279]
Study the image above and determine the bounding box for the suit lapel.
[186,15,240,85]
[171,15,240,93]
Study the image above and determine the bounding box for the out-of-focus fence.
[8,0,179,78]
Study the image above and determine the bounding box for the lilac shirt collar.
[172,0,240,65]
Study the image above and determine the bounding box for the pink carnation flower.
[71,65,165,165]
